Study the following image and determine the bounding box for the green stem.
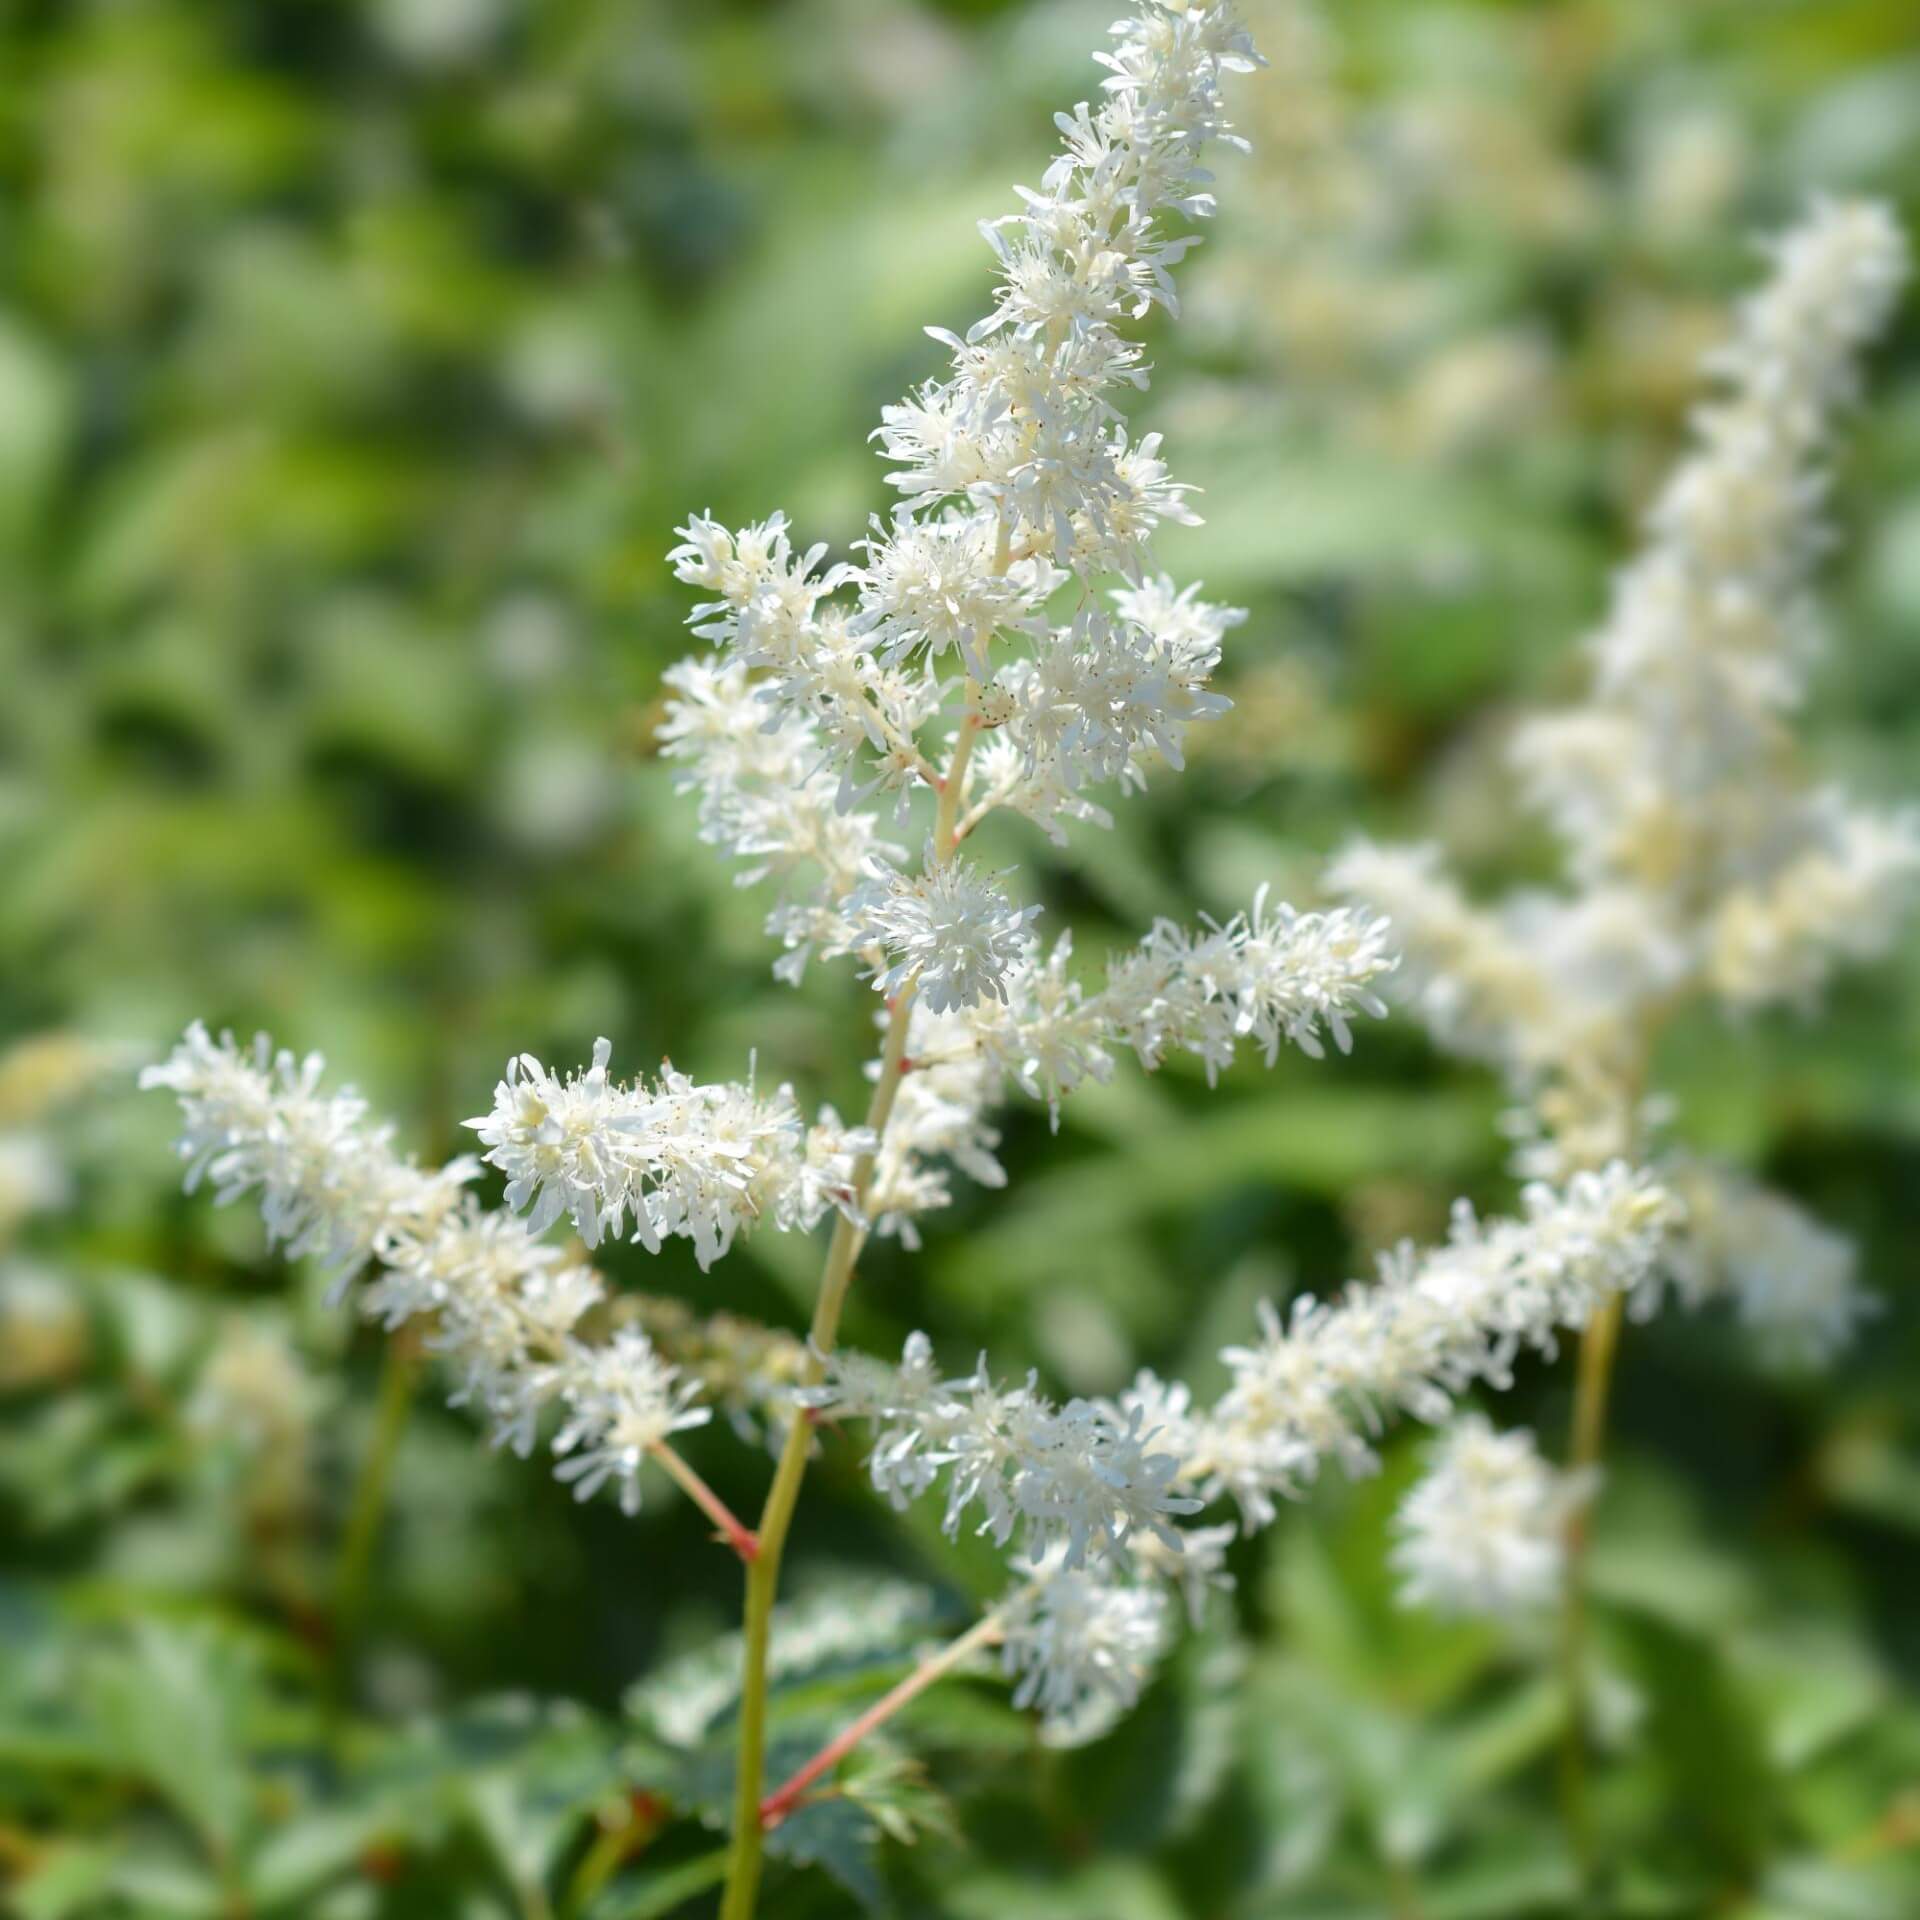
[717,993,914,1920]
[333,1322,422,1691]
[717,712,981,1920]
[1559,1289,1623,1894]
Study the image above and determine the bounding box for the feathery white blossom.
[957,891,1394,1117]
[809,1330,1201,1567]
[999,1551,1171,1745]
[1392,1415,1588,1618]
[850,851,1043,1015]
[1333,201,1910,1390]
[140,1021,474,1285]
[1095,888,1395,1078]
[1174,1162,1679,1528]
[464,1036,869,1268]
[659,2,1267,1000]
[818,1164,1675,1566]
[1338,200,1913,1086]
[144,1025,713,1514]
[855,894,1395,1243]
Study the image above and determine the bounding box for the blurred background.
[3,0,1919,1914]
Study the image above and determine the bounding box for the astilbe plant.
[1333,196,1914,1884]
[142,5,1686,1910]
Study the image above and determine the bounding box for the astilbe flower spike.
[1334,196,1913,1359]
[139,1023,854,1516]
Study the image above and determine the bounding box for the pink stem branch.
[758,1612,1005,1830]
[650,1441,759,1562]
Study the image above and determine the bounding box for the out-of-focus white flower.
[1392,1415,1588,1617]
[1667,1161,1877,1369]
[0,1133,68,1240]
[1332,202,1911,1381]
[1131,1518,1237,1628]
[999,1552,1171,1745]
[1705,792,1920,1012]
[1511,197,1911,1001]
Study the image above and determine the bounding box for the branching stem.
[759,1611,1007,1830]
[650,1441,758,1562]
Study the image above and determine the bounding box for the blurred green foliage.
[3,0,1919,1914]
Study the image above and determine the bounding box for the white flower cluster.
[1000,1550,1173,1746]
[1170,1161,1679,1527]
[465,1036,869,1266]
[854,893,1394,1243]
[1391,1415,1589,1619]
[1512,197,1916,1014]
[144,1024,725,1514]
[850,850,1042,1016]
[1666,1159,1877,1370]
[1333,200,1912,1369]
[660,2,1265,1000]
[656,652,908,987]
[817,1160,1676,1727]
[810,1331,1202,1567]
[1337,200,1913,1097]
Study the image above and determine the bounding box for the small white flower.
[852,510,1039,679]
[548,1329,712,1515]
[465,1038,641,1248]
[1392,1415,1590,1619]
[851,851,1042,1015]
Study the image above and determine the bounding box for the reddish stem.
[758,1613,1004,1830]
[650,1441,759,1562]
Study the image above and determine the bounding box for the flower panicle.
[144,1024,732,1518]
[659,4,1266,989]
[814,1162,1678,1570]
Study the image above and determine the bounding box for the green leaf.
[585,1849,731,1920]
[243,1806,391,1910]
[1620,1614,1776,1883]
[764,1795,885,1911]
[82,1619,256,1866]
[9,1840,123,1920]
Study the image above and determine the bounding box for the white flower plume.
[808,1331,1202,1569]
[659,1,1268,1001]
[816,1163,1678,1565]
[142,1024,711,1515]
